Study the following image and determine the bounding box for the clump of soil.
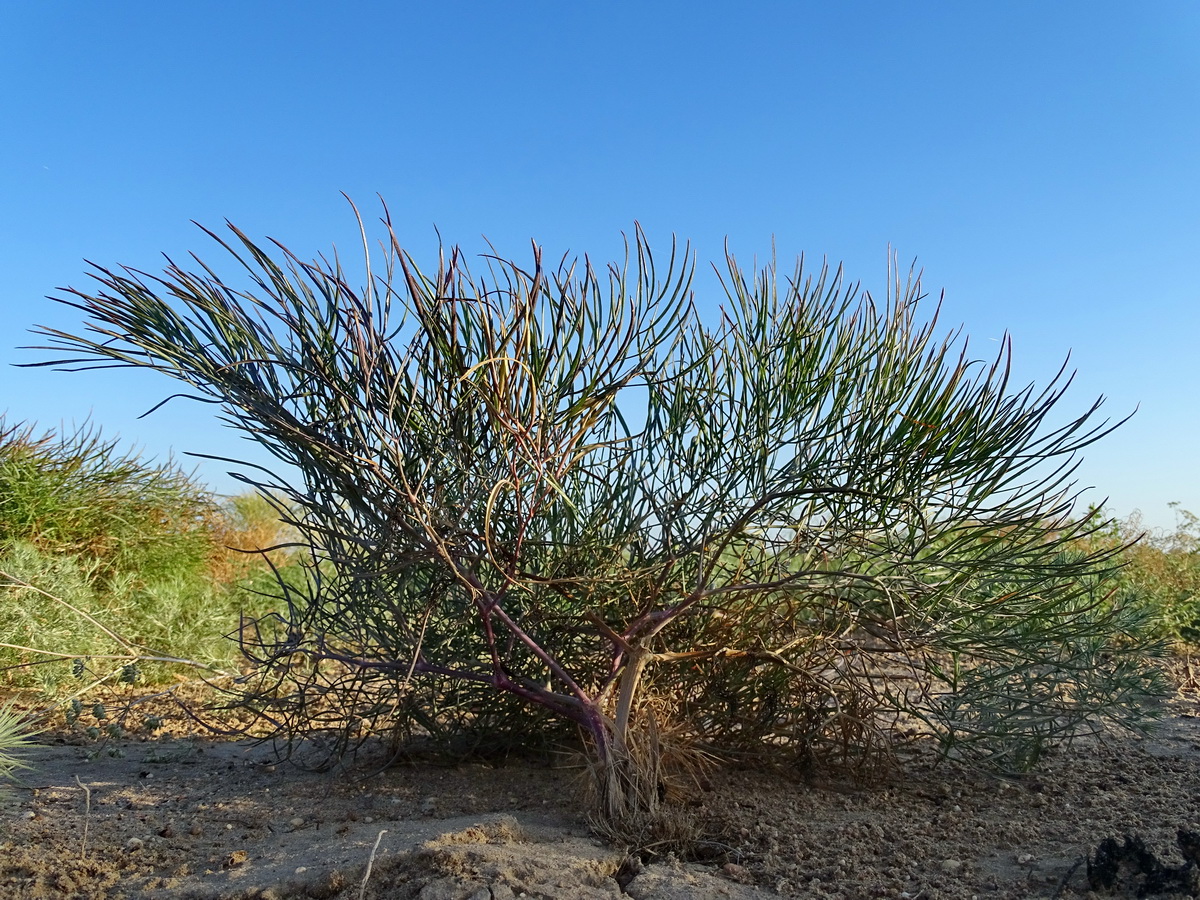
[1087,831,1200,897]
[2,684,1198,899]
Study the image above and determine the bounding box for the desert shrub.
[30,202,1166,825]
[0,419,289,690]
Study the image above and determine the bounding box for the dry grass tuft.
[1165,653,1200,693]
[584,708,714,856]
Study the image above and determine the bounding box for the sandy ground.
[1,685,1198,899]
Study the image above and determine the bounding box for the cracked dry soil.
[1,687,1198,900]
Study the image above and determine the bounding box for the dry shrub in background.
[29,199,1167,831]
[207,491,299,584]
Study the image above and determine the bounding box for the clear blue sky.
[2,2,1197,530]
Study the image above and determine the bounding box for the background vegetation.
[1082,504,1200,648]
[0,417,289,697]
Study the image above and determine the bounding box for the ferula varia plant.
[30,200,1164,824]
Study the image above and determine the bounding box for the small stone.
[158,824,175,838]
[722,862,755,883]
[941,859,962,874]
[125,837,144,851]
[363,816,374,824]
[188,823,203,836]
[289,816,305,830]
[1017,852,1034,864]
[419,879,475,900]
[295,866,307,874]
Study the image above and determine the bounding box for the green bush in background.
[0,419,215,582]
[0,418,285,691]
[1083,504,1200,647]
